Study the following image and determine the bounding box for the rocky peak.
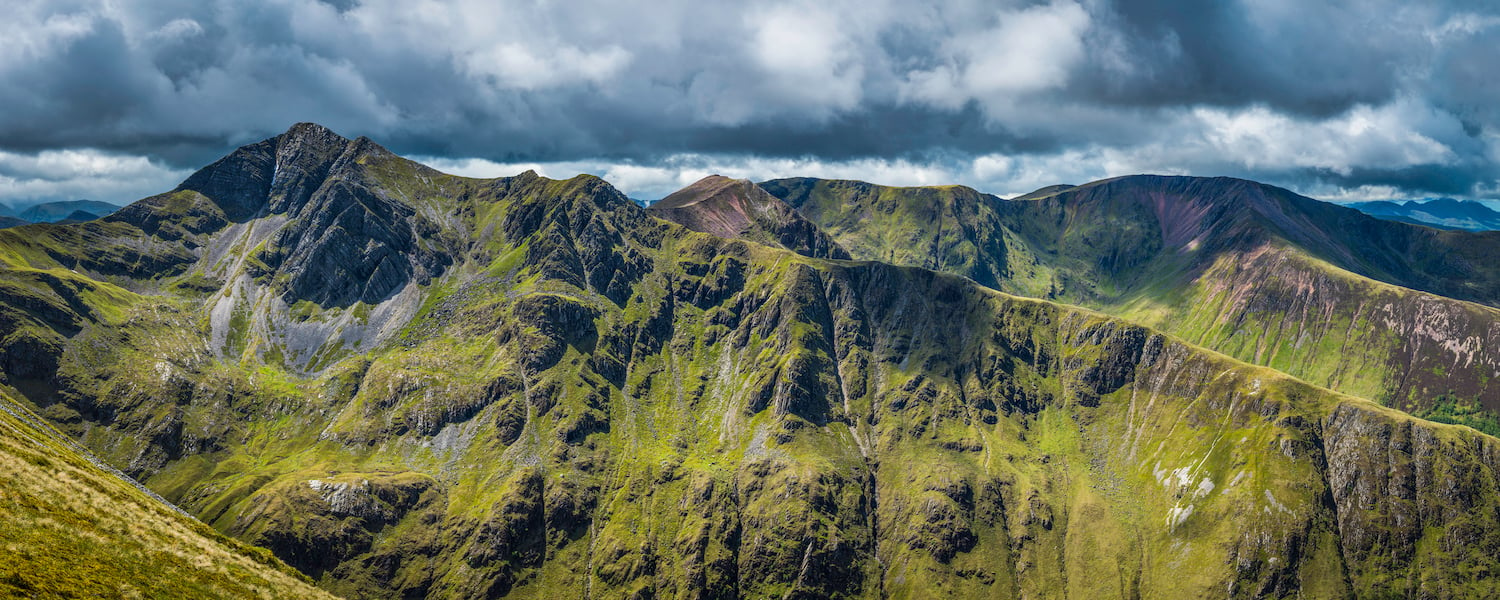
[265,123,355,214]
[115,123,450,309]
[282,121,342,142]
[124,122,356,227]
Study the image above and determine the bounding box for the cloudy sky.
[4,0,1500,207]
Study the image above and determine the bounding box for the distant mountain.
[1,209,111,229]
[54,209,105,224]
[648,175,849,259]
[1344,197,1500,231]
[16,199,121,223]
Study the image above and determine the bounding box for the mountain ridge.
[13,199,121,223]
[4,124,1500,598]
[758,174,1500,411]
[1345,197,1500,231]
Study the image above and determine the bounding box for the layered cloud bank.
[4,0,1499,203]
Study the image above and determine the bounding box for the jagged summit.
[6,124,1500,598]
[106,123,340,230]
[285,121,341,138]
[0,124,651,373]
[649,175,848,259]
[84,123,455,310]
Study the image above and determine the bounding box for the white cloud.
[0,7,95,69]
[464,44,632,90]
[147,18,204,42]
[415,157,541,179]
[0,148,188,207]
[745,3,865,115]
[2,0,1499,203]
[415,96,1478,202]
[902,0,1090,111]
[1428,12,1500,43]
[1189,100,1457,175]
[1294,183,1410,203]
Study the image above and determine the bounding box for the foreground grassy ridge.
[761,175,1500,414]
[5,125,1500,598]
[0,391,332,599]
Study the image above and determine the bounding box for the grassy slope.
[761,175,1500,413]
[761,178,1021,292]
[1112,243,1500,407]
[4,130,1500,599]
[0,390,333,599]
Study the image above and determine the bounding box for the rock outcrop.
[2,125,1499,599]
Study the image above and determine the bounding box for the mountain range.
[755,176,1500,413]
[3,123,1500,598]
[1342,197,1500,231]
[0,199,122,229]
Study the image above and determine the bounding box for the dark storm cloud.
[2,0,1499,204]
[1084,0,1412,115]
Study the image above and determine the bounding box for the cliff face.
[2,125,1500,599]
[1322,402,1500,597]
[760,175,1500,413]
[111,122,454,310]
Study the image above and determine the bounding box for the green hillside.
[761,175,1500,411]
[3,124,1500,598]
[0,390,332,599]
